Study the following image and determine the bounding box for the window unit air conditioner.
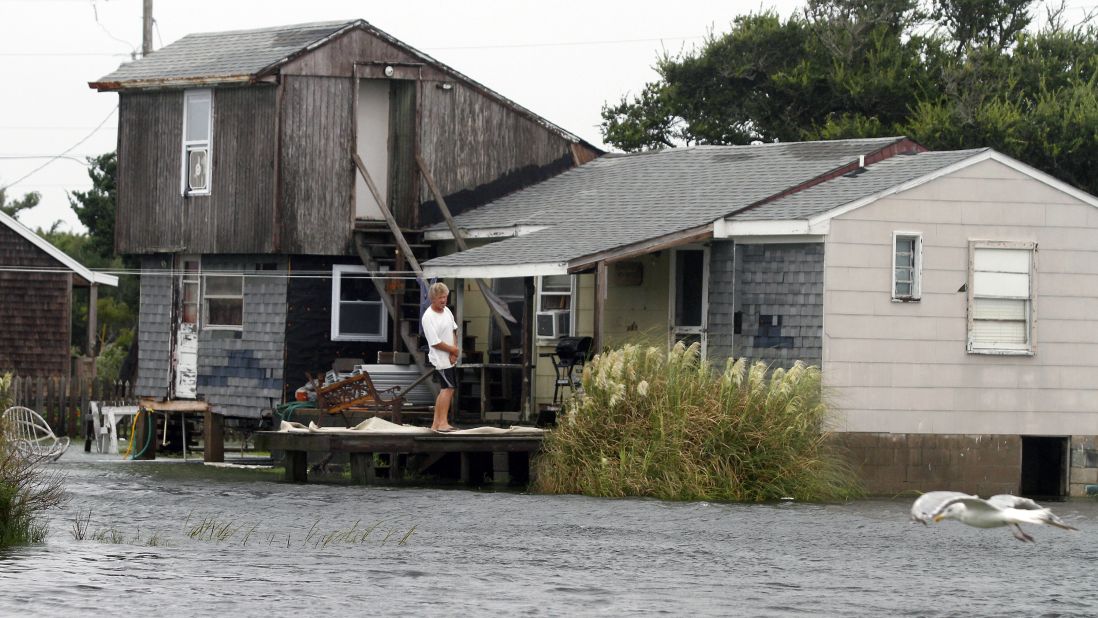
[536,310,569,339]
[187,147,209,192]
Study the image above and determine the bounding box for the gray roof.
[729,149,986,221]
[424,137,916,271]
[92,21,355,88]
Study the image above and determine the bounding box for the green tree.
[600,0,1098,196]
[68,152,117,260]
[0,187,41,220]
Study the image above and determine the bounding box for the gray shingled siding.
[708,242,823,370]
[135,255,174,398]
[196,256,288,418]
[706,241,737,363]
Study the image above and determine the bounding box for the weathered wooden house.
[423,137,1098,498]
[0,210,117,376]
[89,20,599,417]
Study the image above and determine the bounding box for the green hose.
[129,408,154,460]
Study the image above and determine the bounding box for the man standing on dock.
[423,282,459,432]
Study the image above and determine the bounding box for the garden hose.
[126,408,155,460]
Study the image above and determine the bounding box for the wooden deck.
[260,430,544,486]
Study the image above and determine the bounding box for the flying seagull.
[928,494,1078,542]
[910,491,974,525]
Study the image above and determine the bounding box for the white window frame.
[181,89,213,196]
[202,271,244,331]
[536,274,576,340]
[331,265,387,342]
[967,240,1036,355]
[891,231,922,301]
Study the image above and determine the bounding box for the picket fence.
[7,376,133,438]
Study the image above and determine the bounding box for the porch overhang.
[567,224,713,273]
[422,225,548,241]
[421,261,570,279]
[713,218,829,239]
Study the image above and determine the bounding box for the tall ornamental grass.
[532,343,861,502]
[0,374,67,546]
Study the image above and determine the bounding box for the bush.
[532,343,861,502]
[0,374,67,546]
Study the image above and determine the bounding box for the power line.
[0,105,117,192]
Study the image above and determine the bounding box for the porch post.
[87,282,99,358]
[594,261,607,353]
[521,276,533,421]
[453,278,463,419]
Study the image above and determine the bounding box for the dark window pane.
[340,302,382,336]
[207,298,242,326]
[675,250,704,327]
[341,274,380,302]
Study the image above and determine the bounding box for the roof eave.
[89,74,257,92]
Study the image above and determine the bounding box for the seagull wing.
[911,491,975,524]
[989,495,1078,531]
[988,494,1041,510]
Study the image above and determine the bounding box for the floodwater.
[3,450,1098,617]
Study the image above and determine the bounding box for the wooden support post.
[285,450,307,482]
[87,283,98,359]
[492,451,510,486]
[454,278,463,419]
[594,261,608,353]
[460,452,472,484]
[522,276,534,421]
[389,453,404,481]
[349,453,376,485]
[203,410,224,463]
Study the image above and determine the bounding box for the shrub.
[532,342,861,502]
[0,374,67,546]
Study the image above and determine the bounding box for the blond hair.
[428,281,450,300]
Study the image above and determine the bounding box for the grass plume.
[532,342,862,502]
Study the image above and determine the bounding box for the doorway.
[670,247,709,355]
[1021,436,1068,500]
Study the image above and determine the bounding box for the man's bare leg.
[432,388,455,430]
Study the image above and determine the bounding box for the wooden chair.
[310,371,407,427]
[2,406,70,462]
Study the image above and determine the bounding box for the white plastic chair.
[2,406,70,462]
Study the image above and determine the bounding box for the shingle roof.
[729,149,986,222]
[92,20,356,88]
[423,137,915,271]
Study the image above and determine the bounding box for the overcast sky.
[0,0,1087,234]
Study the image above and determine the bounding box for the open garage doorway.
[1021,436,1068,500]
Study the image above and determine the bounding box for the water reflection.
[1,449,1096,616]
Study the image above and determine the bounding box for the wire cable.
[0,106,118,192]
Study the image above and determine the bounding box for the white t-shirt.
[422,305,458,369]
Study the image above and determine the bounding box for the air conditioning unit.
[536,310,570,339]
[187,147,209,192]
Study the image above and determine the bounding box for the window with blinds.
[968,243,1035,354]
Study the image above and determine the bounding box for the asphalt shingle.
[424,137,928,270]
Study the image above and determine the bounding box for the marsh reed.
[532,343,861,502]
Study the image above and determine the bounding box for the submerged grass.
[532,342,862,502]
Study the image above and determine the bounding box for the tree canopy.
[600,0,1098,194]
[0,187,40,220]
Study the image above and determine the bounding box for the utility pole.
[142,0,153,57]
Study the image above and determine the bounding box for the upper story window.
[968,241,1036,355]
[331,265,387,342]
[536,275,575,340]
[203,272,243,330]
[892,232,922,301]
[182,90,212,196]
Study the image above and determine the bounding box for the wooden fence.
[7,376,133,438]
